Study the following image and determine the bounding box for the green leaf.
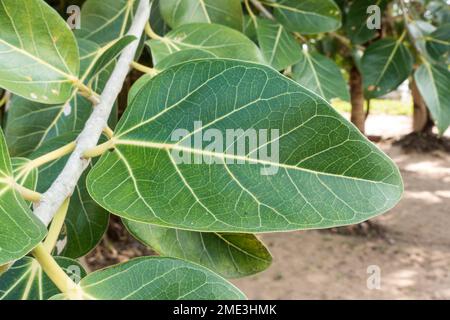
[156,49,216,71]
[361,37,413,99]
[53,257,245,300]
[414,62,450,135]
[146,23,265,65]
[4,38,115,157]
[426,24,450,62]
[149,0,171,36]
[0,129,46,265]
[159,0,243,30]
[406,20,435,60]
[12,158,38,195]
[124,219,272,278]
[242,15,257,42]
[345,0,387,45]
[292,49,350,101]
[76,0,136,46]
[83,35,137,82]
[87,59,403,233]
[0,0,80,104]
[263,0,342,34]
[31,133,109,259]
[256,18,302,71]
[11,158,38,207]
[0,256,86,300]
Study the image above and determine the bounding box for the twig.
[33,0,151,226]
[250,0,275,20]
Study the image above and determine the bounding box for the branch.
[250,0,275,20]
[33,0,151,226]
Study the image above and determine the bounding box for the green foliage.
[293,49,350,101]
[159,0,244,30]
[146,23,265,64]
[0,256,85,300]
[361,38,413,99]
[7,0,446,301]
[0,129,46,265]
[87,59,402,233]
[52,257,246,300]
[124,219,272,279]
[0,0,79,104]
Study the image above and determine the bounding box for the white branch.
[33,0,151,226]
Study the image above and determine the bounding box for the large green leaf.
[146,23,265,65]
[75,0,136,46]
[124,219,272,278]
[345,0,387,45]
[292,49,349,101]
[0,0,80,104]
[0,256,85,300]
[262,0,342,34]
[87,59,403,233]
[361,38,413,99]
[414,63,450,135]
[256,18,302,71]
[31,133,109,259]
[4,39,115,157]
[426,24,450,62]
[52,257,245,300]
[160,0,243,30]
[0,129,46,265]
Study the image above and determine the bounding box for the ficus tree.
[0,0,406,300]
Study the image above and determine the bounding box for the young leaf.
[361,38,413,99]
[256,18,302,71]
[75,0,136,46]
[31,133,109,259]
[414,62,450,135]
[87,59,403,233]
[292,50,350,101]
[0,256,86,300]
[0,129,47,265]
[0,0,80,104]
[146,23,265,65]
[159,0,244,31]
[262,0,342,34]
[124,219,272,278]
[54,257,245,300]
[345,0,387,45]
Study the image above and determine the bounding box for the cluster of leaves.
[0,0,408,300]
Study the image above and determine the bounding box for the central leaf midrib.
[113,138,399,188]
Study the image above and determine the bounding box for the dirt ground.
[232,115,450,299]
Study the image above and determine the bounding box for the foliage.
[3,0,447,300]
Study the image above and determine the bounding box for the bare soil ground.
[232,115,450,299]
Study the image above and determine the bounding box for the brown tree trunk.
[411,78,433,134]
[350,66,365,134]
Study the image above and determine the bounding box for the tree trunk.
[411,78,433,134]
[350,66,365,134]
